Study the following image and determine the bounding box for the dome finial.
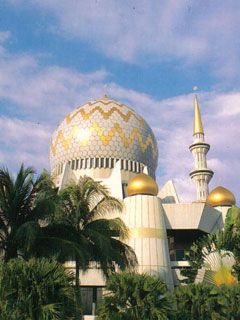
[194,94,204,135]
[101,94,109,100]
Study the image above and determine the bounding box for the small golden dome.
[207,186,236,207]
[127,173,158,197]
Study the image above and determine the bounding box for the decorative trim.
[130,228,165,239]
[54,158,145,175]
[66,105,144,126]
[189,169,214,177]
[189,142,210,151]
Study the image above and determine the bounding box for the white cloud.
[0,31,11,43]
[30,0,207,62]
[8,0,240,82]
[0,117,51,172]
[0,40,109,123]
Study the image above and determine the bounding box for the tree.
[0,165,56,261]
[224,206,240,278]
[0,258,76,320]
[171,283,240,320]
[180,233,220,283]
[50,176,137,319]
[225,205,240,232]
[181,206,240,283]
[97,272,172,320]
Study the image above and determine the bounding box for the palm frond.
[0,165,57,261]
[90,196,123,220]
[57,176,137,279]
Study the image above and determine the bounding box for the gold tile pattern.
[50,96,158,176]
[66,105,144,126]
[51,122,157,158]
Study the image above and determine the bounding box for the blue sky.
[0,0,240,203]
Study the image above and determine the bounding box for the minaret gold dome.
[207,186,236,207]
[127,173,158,196]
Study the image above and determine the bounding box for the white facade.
[123,195,174,288]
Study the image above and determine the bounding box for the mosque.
[50,94,236,318]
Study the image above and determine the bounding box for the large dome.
[50,95,158,176]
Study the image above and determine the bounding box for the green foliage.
[0,165,57,261]
[181,205,240,283]
[97,272,172,320]
[180,238,205,283]
[224,206,240,279]
[51,176,137,319]
[180,232,220,283]
[53,176,137,274]
[225,206,240,232]
[0,258,76,320]
[0,167,137,319]
[170,283,240,320]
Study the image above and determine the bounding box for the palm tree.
[49,176,137,319]
[225,205,240,233]
[0,258,75,319]
[171,283,240,320]
[0,165,56,261]
[181,206,240,283]
[224,206,240,278]
[196,247,237,286]
[97,272,172,320]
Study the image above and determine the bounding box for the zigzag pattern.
[89,98,123,106]
[51,122,157,158]
[66,104,144,126]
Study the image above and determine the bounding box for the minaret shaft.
[189,95,213,201]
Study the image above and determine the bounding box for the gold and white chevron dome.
[50,96,158,176]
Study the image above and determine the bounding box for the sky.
[0,0,240,203]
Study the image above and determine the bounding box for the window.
[71,160,75,170]
[81,287,103,315]
[95,158,99,168]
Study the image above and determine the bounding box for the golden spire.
[194,94,204,135]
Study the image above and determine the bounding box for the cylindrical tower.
[189,95,213,201]
[124,173,174,289]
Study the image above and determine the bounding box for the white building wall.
[123,195,174,289]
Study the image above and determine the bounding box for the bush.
[170,283,240,320]
[97,272,172,320]
[0,258,76,320]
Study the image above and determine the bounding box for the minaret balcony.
[189,168,214,179]
[189,142,210,152]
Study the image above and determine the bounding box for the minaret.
[189,95,213,202]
